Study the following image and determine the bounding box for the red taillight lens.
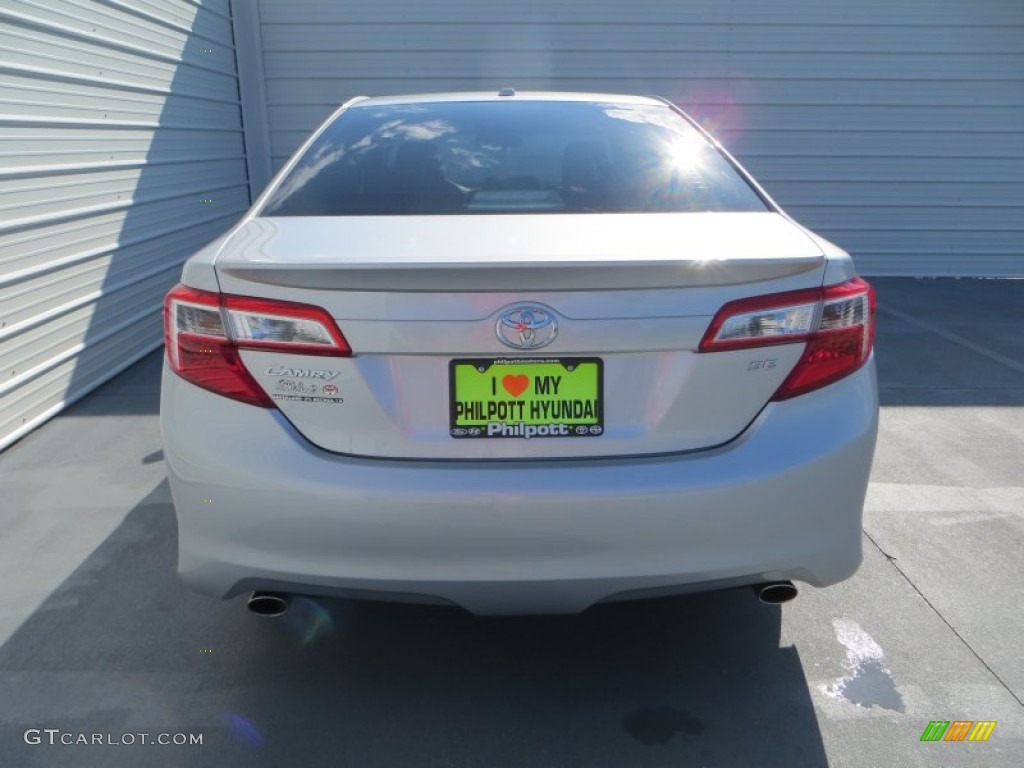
[163,285,351,407]
[173,332,273,407]
[699,277,875,400]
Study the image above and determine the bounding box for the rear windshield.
[260,100,769,216]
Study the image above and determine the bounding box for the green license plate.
[449,357,603,439]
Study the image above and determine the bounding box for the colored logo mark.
[920,720,996,742]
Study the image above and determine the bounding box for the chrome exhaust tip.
[753,581,798,604]
[246,591,290,617]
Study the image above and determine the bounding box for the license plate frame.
[448,357,604,439]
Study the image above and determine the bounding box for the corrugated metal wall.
[251,0,1024,277]
[0,0,250,450]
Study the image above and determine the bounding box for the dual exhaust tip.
[753,580,798,604]
[246,591,290,617]
[247,582,798,616]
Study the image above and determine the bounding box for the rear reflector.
[164,285,351,407]
[699,277,875,400]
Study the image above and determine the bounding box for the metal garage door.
[248,0,1024,277]
[0,0,251,451]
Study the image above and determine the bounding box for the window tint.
[261,101,769,216]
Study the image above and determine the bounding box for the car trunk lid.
[215,212,826,459]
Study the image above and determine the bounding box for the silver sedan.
[160,91,878,615]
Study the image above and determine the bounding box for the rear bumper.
[160,358,878,614]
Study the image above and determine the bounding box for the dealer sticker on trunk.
[449,358,603,439]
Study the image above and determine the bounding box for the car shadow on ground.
[0,481,827,767]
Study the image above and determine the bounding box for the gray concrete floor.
[0,277,1021,767]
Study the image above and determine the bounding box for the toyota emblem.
[495,305,559,349]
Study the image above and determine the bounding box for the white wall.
[0,0,251,450]
[250,0,1024,277]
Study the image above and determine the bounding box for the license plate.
[449,358,603,439]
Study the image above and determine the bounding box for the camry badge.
[495,305,559,349]
[265,366,339,381]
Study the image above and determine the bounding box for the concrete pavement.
[0,277,1021,767]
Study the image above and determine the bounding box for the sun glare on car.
[666,136,708,172]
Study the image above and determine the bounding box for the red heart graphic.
[502,374,529,398]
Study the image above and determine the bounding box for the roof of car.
[348,91,668,108]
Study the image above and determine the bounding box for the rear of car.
[160,93,878,615]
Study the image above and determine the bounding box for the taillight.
[163,285,351,407]
[699,277,875,400]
